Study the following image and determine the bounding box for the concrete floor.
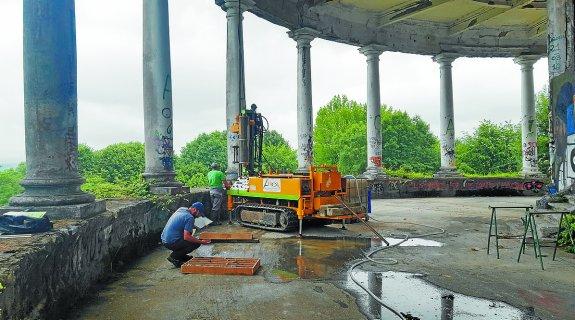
[71,197,575,320]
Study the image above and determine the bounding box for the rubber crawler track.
[234,203,298,232]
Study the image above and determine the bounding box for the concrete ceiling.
[248,0,548,57]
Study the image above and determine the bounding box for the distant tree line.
[0,90,550,204]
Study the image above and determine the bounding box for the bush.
[456,121,522,175]
[77,142,148,199]
[81,175,148,199]
[559,215,575,253]
[0,164,25,206]
[179,131,227,170]
[78,144,96,176]
[536,89,550,174]
[262,143,298,173]
[314,95,440,176]
[175,160,209,188]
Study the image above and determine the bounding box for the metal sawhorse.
[517,210,571,270]
[487,205,532,259]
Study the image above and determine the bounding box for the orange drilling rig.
[227,105,368,235]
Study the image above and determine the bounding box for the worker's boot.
[167,256,183,268]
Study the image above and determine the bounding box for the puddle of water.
[195,238,370,282]
[371,237,444,247]
[346,270,533,320]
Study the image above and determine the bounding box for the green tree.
[264,130,291,148]
[175,160,209,188]
[179,131,227,169]
[262,144,298,173]
[91,142,145,183]
[177,129,297,181]
[535,89,550,174]
[78,144,96,176]
[0,164,25,205]
[314,95,440,175]
[382,106,440,173]
[456,121,522,175]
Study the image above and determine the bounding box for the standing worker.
[207,163,227,225]
[161,202,211,268]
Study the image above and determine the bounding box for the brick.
[181,257,260,276]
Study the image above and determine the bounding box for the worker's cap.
[211,163,220,169]
[191,202,205,216]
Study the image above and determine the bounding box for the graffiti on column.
[528,118,535,134]
[368,137,381,152]
[369,156,382,167]
[299,134,313,165]
[64,126,77,171]
[552,80,574,189]
[523,141,537,168]
[154,129,174,171]
[156,72,174,172]
[445,118,454,135]
[549,34,566,78]
[162,74,171,100]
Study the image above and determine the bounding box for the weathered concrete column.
[359,44,386,179]
[142,0,186,195]
[433,53,461,178]
[220,0,254,180]
[7,0,105,219]
[514,55,543,178]
[288,27,319,173]
[547,0,575,190]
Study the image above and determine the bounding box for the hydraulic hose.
[348,221,445,320]
[336,186,445,320]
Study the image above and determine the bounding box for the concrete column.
[359,44,386,179]
[514,55,543,178]
[547,0,575,190]
[220,0,254,180]
[433,53,461,178]
[142,0,185,194]
[288,27,319,173]
[7,0,104,219]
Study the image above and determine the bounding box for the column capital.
[513,54,542,68]
[358,44,386,59]
[288,27,320,46]
[218,0,255,14]
[433,52,459,66]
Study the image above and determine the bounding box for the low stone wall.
[0,189,210,319]
[370,178,547,199]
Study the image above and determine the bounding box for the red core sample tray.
[181,257,260,276]
[199,232,257,242]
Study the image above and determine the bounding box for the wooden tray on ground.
[181,257,260,275]
[199,232,259,243]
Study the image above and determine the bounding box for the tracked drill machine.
[227,105,368,235]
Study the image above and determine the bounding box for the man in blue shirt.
[161,202,211,267]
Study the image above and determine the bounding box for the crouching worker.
[161,202,211,267]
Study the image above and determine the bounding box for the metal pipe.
[441,293,454,320]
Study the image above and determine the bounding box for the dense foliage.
[456,121,522,175]
[0,164,25,206]
[175,129,297,186]
[535,90,550,174]
[79,143,148,199]
[314,96,440,175]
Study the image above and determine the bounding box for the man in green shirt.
[207,163,227,225]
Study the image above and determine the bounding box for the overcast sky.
[0,0,549,165]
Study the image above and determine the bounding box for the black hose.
[336,194,446,319]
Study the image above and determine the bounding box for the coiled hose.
[336,193,446,320]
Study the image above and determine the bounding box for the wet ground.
[71,197,575,320]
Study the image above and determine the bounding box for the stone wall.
[370,178,547,199]
[0,189,210,319]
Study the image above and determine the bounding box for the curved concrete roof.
[248,0,548,57]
